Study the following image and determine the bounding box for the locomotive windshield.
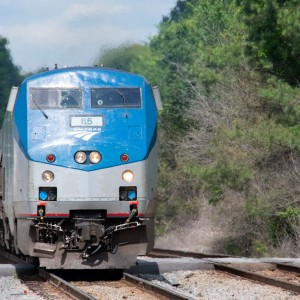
[30,88,83,109]
[91,88,141,108]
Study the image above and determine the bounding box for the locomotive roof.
[22,66,147,85]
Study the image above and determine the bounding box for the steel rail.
[38,268,96,300]
[214,263,300,294]
[124,272,190,300]
[276,263,300,274]
[150,248,230,259]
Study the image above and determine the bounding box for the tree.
[94,43,150,72]
[238,0,300,85]
[0,36,22,124]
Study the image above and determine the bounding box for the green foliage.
[225,240,243,256]
[269,207,300,245]
[94,43,149,72]
[185,163,252,204]
[258,77,300,128]
[238,0,300,85]
[156,0,241,61]
[246,196,271,218]
[277,207,300,219]
[0,36,22,125]
[268,207,300,246]
[224,235,252,256]
[254,240,268,257]
[148,0,248,162]
[156,159,202,229]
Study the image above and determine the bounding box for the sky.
[0,0,176,72]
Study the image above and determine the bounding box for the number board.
[70,116,103,127]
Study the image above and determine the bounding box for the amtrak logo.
[69,131,99,141]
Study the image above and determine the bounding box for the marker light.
[120,154,129,162]
[122,170,134,182]
[128,190,136,200]
[46,153,56,163]
[89,151,102,164]
[42,170,54,182]
[75,151,86,164]
[39,191,48,201]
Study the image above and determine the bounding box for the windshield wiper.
[116,89,128,118]
[32,99,48,119]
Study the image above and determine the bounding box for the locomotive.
[0,66,162,269]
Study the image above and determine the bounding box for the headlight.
[75,151,86,164]
[122,170,134,182]
[42,170,54,182]
[89,151,102,164]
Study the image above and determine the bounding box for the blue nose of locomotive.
[13,67,157,171]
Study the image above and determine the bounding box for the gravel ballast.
[0,276,46,300]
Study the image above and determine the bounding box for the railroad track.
[0,248,190,300]
[1,247,300,299]
[0,249,93,299]
[150,248,300,295]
